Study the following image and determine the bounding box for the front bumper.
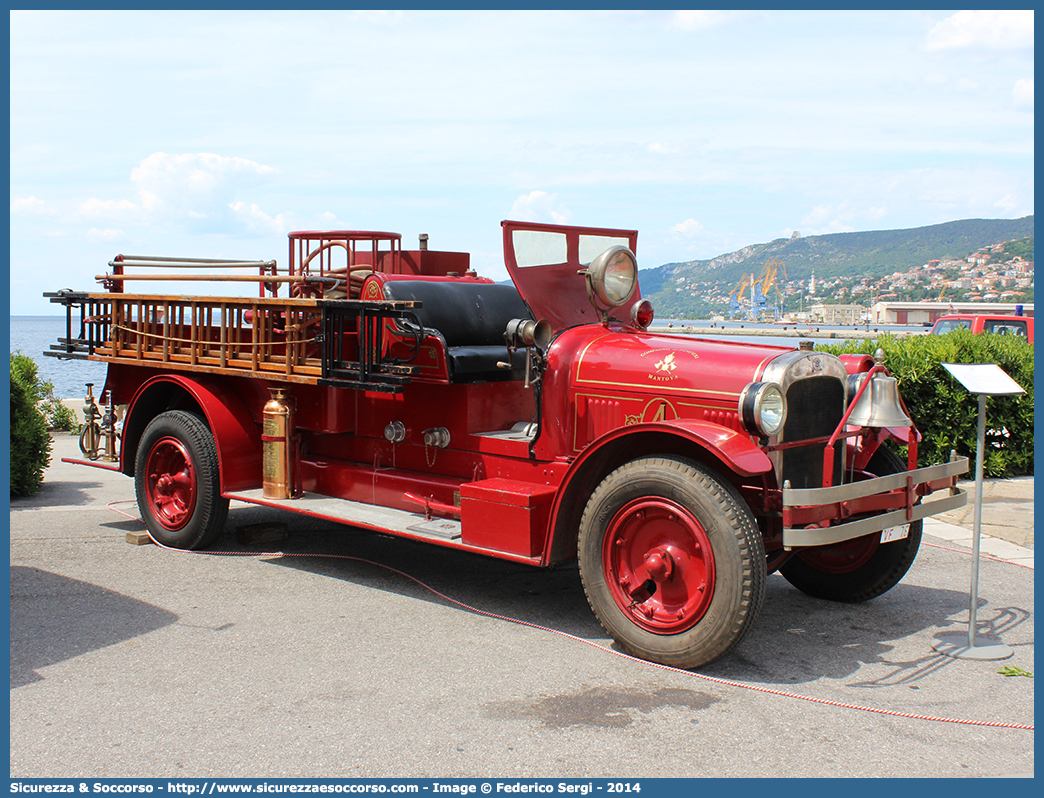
[782,457,969,549]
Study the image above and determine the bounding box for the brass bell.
[848,374,912,428]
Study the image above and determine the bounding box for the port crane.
[751,263,780,320]
[728,276,751,319]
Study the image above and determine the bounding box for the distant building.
[867,301,1034,326]
[810,303,865,324]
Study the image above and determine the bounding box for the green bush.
[10,351,78,432]
[817,330,1034,477]
[40,395,78,432]
[10,372,52,496]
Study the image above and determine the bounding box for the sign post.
[932,363,1024,661]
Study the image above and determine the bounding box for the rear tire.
[135,410,228,550]
[779,447,922,602]
[578,457,766,669]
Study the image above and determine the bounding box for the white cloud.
[77,197,141,221]
[351,10,406,25]
[229,201,288,235]
[10,195,51,215]
[670,10,744,31]
[509,191,572,225]
[86,227,125,243]
[130,152,278,230]
[647,142,680,156]
[671,218,704,238]
[1013,78,1034,110]
[800,203,857,235]
[925,10,1033,51]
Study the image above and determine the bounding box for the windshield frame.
[502,220,640,332]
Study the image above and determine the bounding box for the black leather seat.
[381,280,533,381]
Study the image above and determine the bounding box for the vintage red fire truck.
[46,220,968,668]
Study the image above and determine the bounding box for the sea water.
[9,316,108,399]
[658,319,927,348]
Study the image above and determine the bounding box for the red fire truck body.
[46,220,968,668]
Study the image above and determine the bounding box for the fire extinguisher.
[262,388,294,499]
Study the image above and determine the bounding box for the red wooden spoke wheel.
[602,497,716,634]
[143,436,197,530]
[134,410,228,550]
[579,457,765,670]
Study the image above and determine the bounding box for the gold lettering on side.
[638,348,698,383]
[627,398,679,425]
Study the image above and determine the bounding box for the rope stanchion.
[106,500,1033,732]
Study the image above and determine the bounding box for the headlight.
[738,382,787,437]
[586,245,638,307]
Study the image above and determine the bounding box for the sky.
[9,9,1034,315]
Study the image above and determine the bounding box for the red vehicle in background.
[930,312,1033,343]
[46,220,968,669]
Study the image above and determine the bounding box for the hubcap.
[145,437,197,530]
[603,498,715,634]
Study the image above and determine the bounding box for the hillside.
[641,216,1034,318]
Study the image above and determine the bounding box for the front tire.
[779,447,922,602]
[135,410,228,550]
[578,457,766,669]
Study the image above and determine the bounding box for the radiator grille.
[781,376,844,489]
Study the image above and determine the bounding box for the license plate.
[880,524,910,543]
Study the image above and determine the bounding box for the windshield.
[983,319,1029,337]
[503,221,640,332]
[932,319,971,334]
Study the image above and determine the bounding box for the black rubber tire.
[134,410,228,550]
[578,457,766,669]
[779,447,922,602]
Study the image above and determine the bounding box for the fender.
[839,353,875,374]
[569,417,773,480]
[541,418,773,565]
[122,374,262,492]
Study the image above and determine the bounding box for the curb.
[923,518,1034,569]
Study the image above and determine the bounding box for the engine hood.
[569,328,795,399]
[536,324,811,458]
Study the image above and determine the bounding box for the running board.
[225,489,461,541]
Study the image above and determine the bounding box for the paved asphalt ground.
[9,434,1035,779]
